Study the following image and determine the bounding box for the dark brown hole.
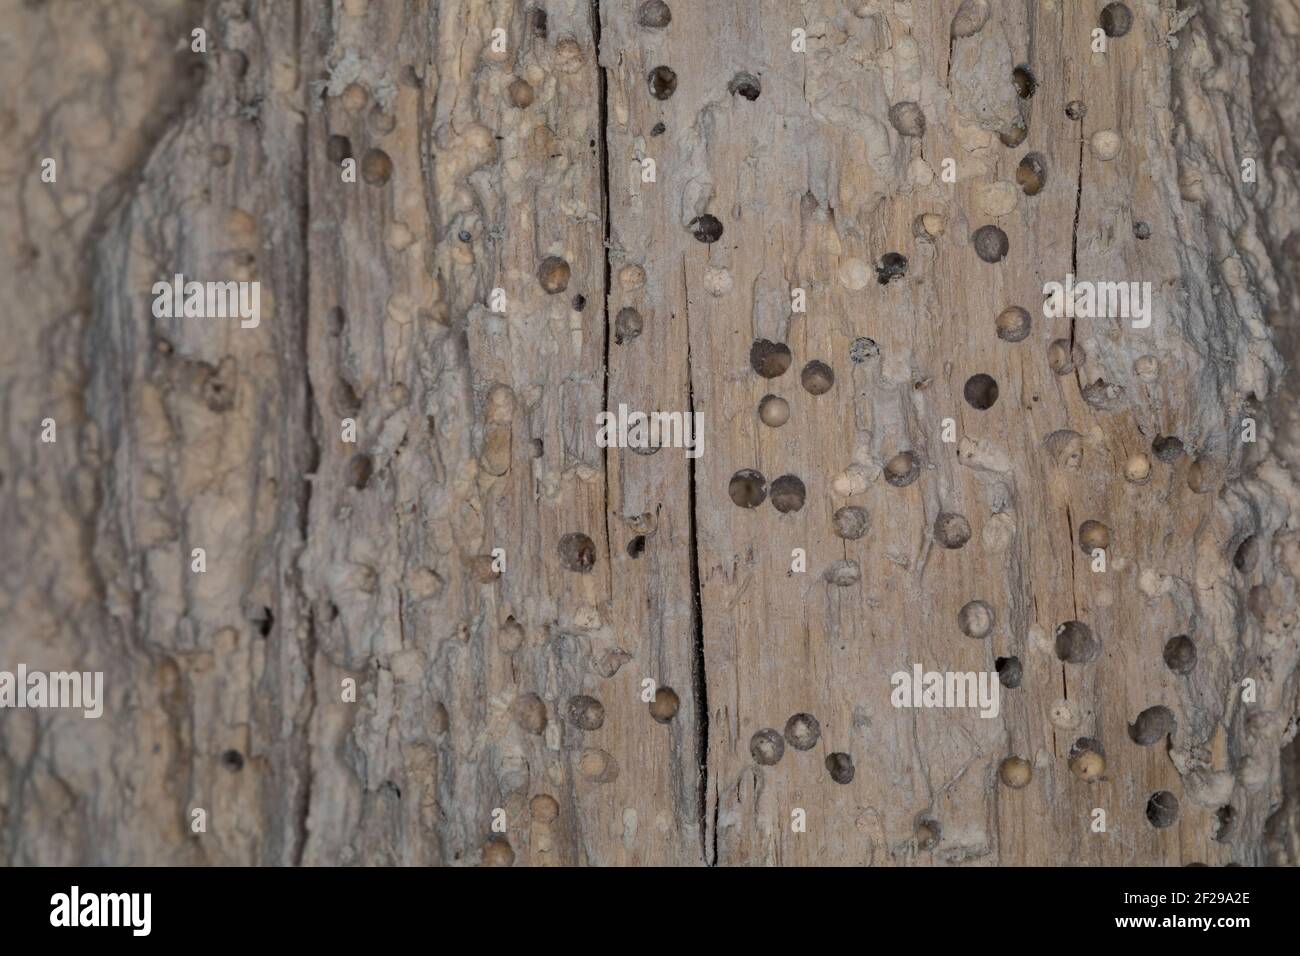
[749,339,791,377]
[973,225,1009,263]
[963,373,999,410]
[1100,2,1134,38]
[1163,635,1197,675]
[784,712,821,750]
[347,454,373,489]
[614,307,643,343]
[800,360,834,395]
[1012,65,1037,99]
[728,72,761,100]
[876,252,908,284]
[557,532,596,572]
[769,474,806,513]
[688,214,723,243]
[648,66,678,100]
[1146,790,1179,828]
[728,469,767,508]
[1054,620,1099,663]
[1152,434,1185,461]
[537,256,571,294]
[1129,705,1177,745]
[1017,153,1046,195]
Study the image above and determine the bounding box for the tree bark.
[2,0,1299,867]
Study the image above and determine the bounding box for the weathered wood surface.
[1,0,1299,867]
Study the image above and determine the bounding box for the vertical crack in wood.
[593,0,615,601]
[683,257,713,866]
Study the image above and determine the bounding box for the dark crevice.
[687,309,712,867]
[1069,128,1084,390]
[593,0,614,602]
[682,257,712,866]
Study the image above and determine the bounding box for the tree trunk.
[3,0,1299,867]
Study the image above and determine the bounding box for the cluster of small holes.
[1152,434,1185,462]
[728,469,767,508]
[972,225,1009,263]
[1100,2,1134,38]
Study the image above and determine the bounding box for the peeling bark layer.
[2,0,1299,866]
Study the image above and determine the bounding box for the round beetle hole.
[728,469,767,508]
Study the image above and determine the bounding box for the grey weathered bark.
[2,0,1300,867]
